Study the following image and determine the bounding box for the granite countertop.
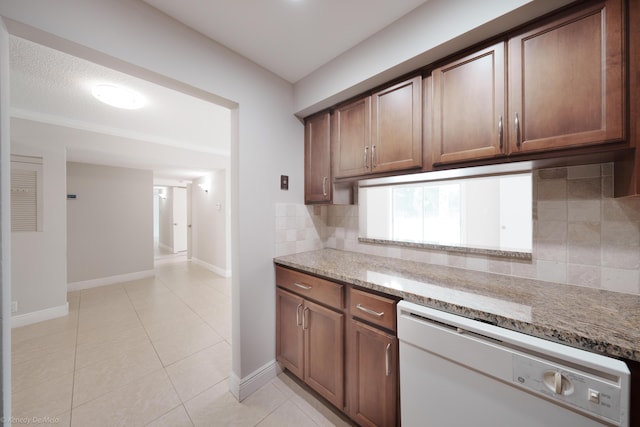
[274,248,640,363]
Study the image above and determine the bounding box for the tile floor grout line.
[126,257,210,426]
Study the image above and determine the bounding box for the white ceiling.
[8,0,429,182]
[9,36,231,182]
[142,0,429,83]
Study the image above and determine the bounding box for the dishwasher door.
[397,301,630,427]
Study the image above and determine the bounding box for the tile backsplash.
[275,163,640,295]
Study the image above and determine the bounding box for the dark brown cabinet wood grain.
[332,97,371,179]
[347,319,398,427]
[276,266,400,425]
[305,0,634,192]
[276,288,304,379]
[303,299,345,408]
[275,268,345,410]
[304,112,332,203]
[508,0,624,154]
[431,42,506,165]
[333,76,422,179]
[370,76,422,174]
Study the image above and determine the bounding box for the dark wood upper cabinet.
[305,0,635,195]
[333,76,422,179]
[304,112,332,203]
[332,97,371,179]
[432,43,506,165]
[370,76,422,173]
[508,0,624,154]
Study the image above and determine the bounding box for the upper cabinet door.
[431,42,507,165]
[508,0,624,154]
[304,112,331,204]
[332,97,371,179]
[371,76,422,173]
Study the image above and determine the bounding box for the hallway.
[11,260,351,426]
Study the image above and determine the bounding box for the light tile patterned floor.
[11,258,352,426]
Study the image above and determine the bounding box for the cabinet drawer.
[276,266,344,309]
[349,288,397,332]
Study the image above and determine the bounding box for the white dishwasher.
[397,301,630,427]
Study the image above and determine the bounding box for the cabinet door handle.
[498,115,503,149]
[356,303,384,317]
[385,343,391,376]
[302,307,309,330]
[371,144,376,168]
[514,112,520,147]
[296,303,303,326]
[322,176,328,197]
[294,282,312,291]
[364,146,369,168]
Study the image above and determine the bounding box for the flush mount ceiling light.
[91,84,145,109]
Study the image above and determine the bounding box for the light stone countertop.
[274,248,640,362]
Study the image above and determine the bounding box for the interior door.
[172,186,187,253]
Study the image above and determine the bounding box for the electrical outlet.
[11,301,18,313]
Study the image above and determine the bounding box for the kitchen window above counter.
[358,169,533,258]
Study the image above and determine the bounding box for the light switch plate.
[280,175,289,190]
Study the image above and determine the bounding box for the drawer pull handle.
[514,112,520,147]
[356,304,384,317]
[385,343,391,376]
[296,303,303,326]
[294,282,312,290]
[303,307,309,330]
[371,144,376,168]
[498,115,503,149]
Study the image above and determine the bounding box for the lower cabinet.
[275,288,304,378]
[275,287,345,409]
[276,266,399,426]
[304,298,345,408]
[347,319,398,427]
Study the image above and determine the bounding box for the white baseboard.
[229,360,281,402]
[159,242,173,253]
[67,269,155,292]
[191,257,231,278]
[12,302,69,328]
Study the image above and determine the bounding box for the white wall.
[0,0,303,398]
[192,171,228,276]
[66,162,154,284]
[11,138,68,320]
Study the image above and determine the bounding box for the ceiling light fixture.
[92,84,145,110]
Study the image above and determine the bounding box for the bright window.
[359,173,532,254]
